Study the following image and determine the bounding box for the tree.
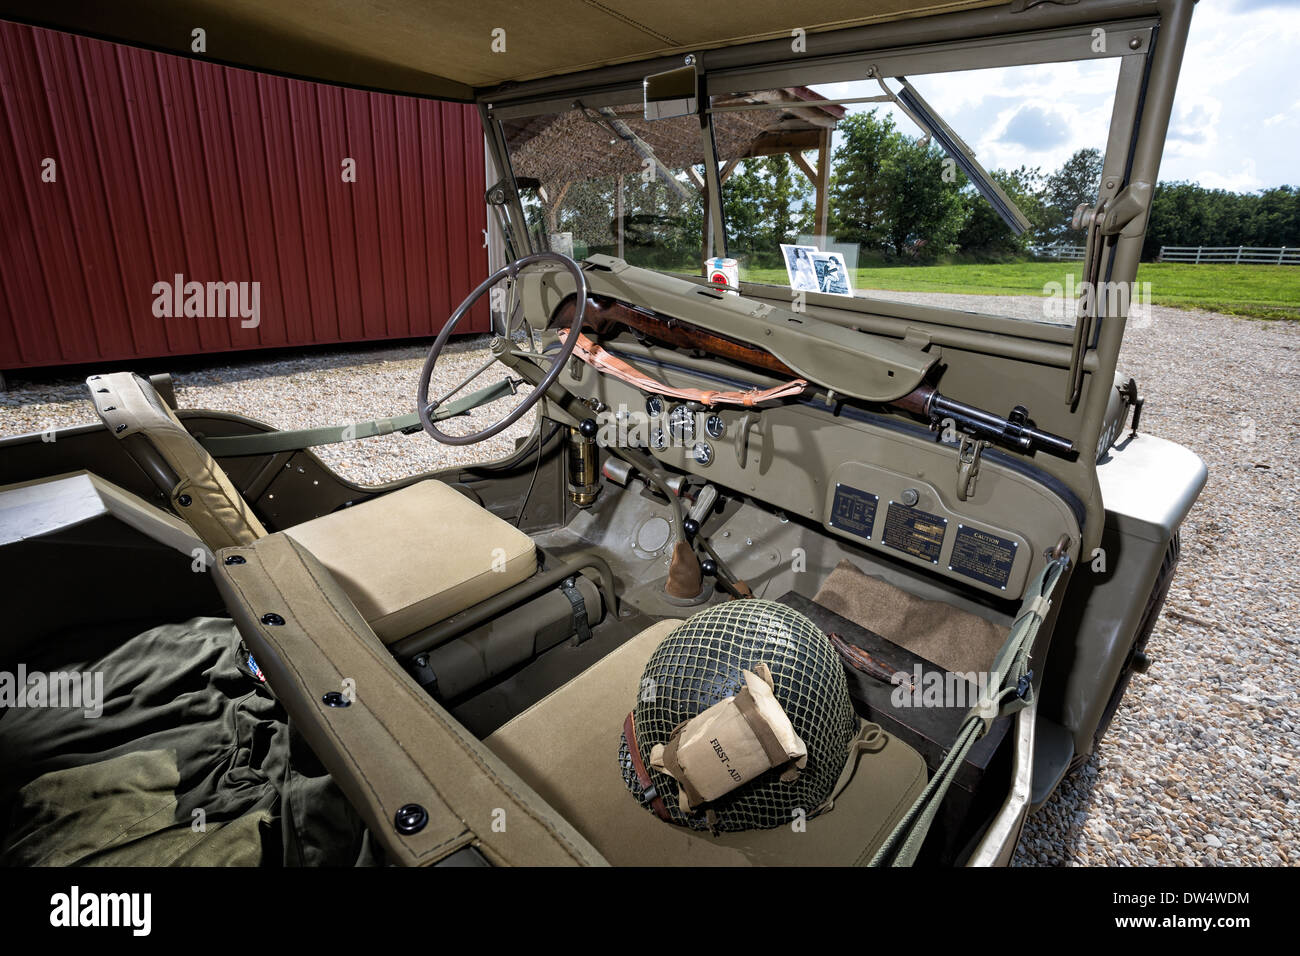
[827,110,902,253]
[722,154,813,265]
[1043,148,1104,240]
[877,137,966,258]
[828,109,966,260]
[957,166,1051,256]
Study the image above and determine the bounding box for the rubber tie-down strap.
[558,329,808,407]
[560,577,592,645]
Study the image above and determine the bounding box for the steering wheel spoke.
[417,252,588,445]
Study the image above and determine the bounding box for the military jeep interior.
[0,0,1204,867]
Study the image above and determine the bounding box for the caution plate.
[949,524,1018,590]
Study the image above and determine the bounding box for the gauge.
[668,405,695,443]
[704,414,725,439]
[645,395,665,418]
[691,442,714,466]
[650,429,668,451]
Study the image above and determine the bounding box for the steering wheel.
[417,251,588,445]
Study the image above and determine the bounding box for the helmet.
[620,599,858,832]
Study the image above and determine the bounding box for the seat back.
[86,372,266,549]
[214,531,606,866]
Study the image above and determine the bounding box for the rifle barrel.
[554,294,1076,459]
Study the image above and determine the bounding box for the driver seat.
[85,372,538,644]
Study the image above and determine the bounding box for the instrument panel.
[564,356,1081,602]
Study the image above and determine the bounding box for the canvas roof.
[4,1,1007,100]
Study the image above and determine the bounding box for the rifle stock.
[552,294,1076,459]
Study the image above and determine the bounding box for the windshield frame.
[485,12,1154,301]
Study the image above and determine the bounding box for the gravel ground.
[1011,302,1300,867]
[2,298,1296,866]
[0,336,535,484]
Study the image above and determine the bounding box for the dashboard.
[561,345,1081,603]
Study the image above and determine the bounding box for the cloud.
[1228,0,1297,10]
[998,105,1070,150]
[1193,159,1263,193]
[1167,101,1220,147]
[813,1,1300,191]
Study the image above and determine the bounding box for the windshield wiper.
[884,76,1032,235]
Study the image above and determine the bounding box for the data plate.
[828,484,879,540]
[949,524,1018,590]
[882,503,947,563]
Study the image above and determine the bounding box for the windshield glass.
[712,58,1122,325]
[500,102,707,275]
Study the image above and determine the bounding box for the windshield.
[712,58,1121,325]
[497,54,1124,327]
[499,102,707,275]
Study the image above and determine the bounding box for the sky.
[811,0,1299,193]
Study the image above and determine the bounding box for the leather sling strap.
[624,712,672,822]
[558,329,807,407]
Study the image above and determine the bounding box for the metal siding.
[0,21,488,371]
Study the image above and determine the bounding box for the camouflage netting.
[621,600,858,832]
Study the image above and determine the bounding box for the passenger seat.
[85,372,538,644]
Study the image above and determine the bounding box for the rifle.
[552,295,1077,460]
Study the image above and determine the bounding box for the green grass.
[740,262,1300,320]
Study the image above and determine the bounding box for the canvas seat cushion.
[283,480,538,643]
[486,620,928,866]
[87,371,539,644]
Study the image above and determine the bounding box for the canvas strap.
[733,685,801,782]
[198,378,518,457]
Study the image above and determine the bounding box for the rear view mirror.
[644,65,697,121]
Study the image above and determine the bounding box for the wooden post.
[701,181,711,271]
[616,174,624,260]
[1236,245,1243,264]
[1195,246,1202,264]
[814,127,831,242]
[1280,246,1287,265]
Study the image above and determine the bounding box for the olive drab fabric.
[0,617,372,866]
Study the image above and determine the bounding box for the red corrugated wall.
[0,20,488,372]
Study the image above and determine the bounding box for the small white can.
[705,257,739,295]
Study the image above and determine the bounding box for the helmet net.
[620,599,857,831]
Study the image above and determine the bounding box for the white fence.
[1030,243,1086,260]
[1158,245,1299,265]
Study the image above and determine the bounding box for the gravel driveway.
[2,300,1296,866]
[0,337,536,484]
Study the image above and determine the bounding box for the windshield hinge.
[1118,378,1145,436]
